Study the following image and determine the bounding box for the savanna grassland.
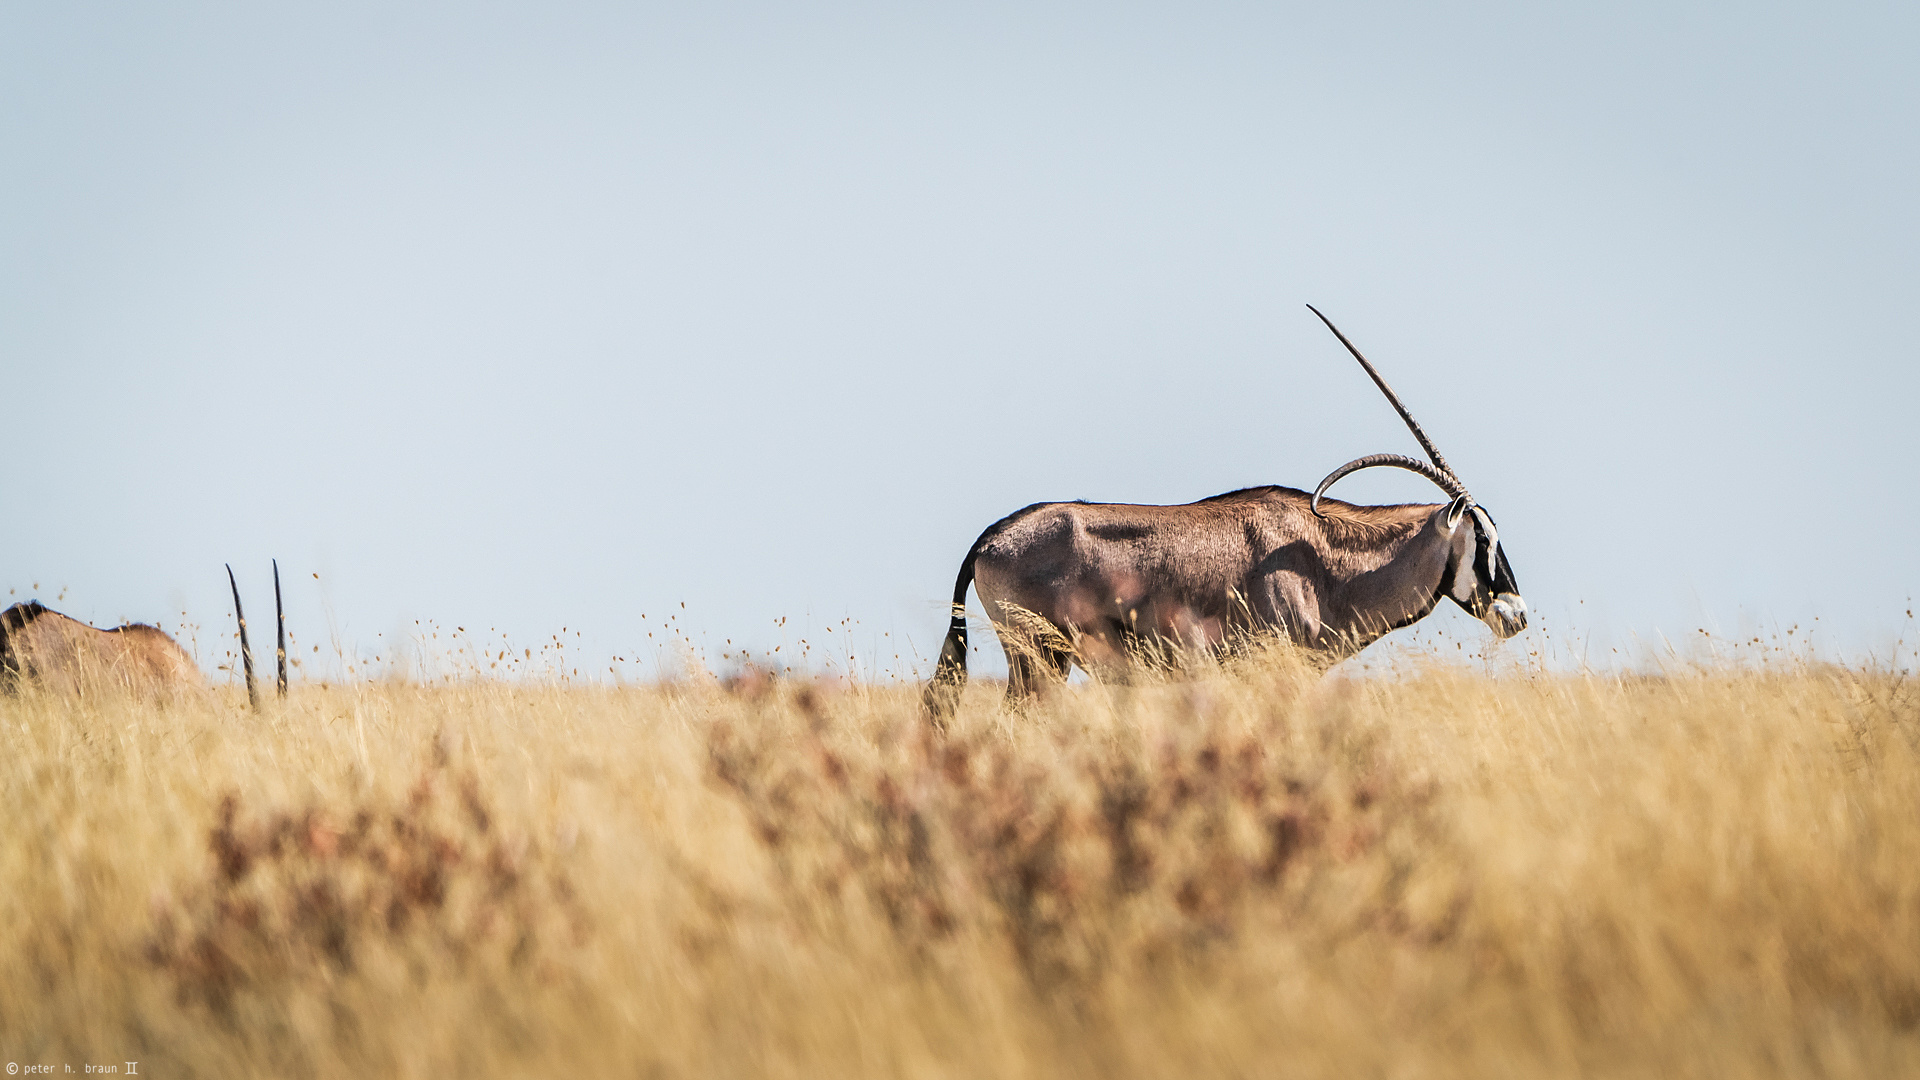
[4,644,1919,1079]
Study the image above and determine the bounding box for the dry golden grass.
[4,644,1919,1078]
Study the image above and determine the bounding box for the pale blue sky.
[4,2,1915,680]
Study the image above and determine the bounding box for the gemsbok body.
[2,561,289,706]
[0,601,202,696]
[925,306,1526,723]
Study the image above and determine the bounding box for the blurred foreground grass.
[3,647,1919,1078]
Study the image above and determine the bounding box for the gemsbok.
[2,561,290,706]
[924,306,1527,724]
[0,601,202,696]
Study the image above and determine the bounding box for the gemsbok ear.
[1445,494,1474,532]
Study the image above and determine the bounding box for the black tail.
[227,564,259,711]
[273,559,287,699]
[922,548,979,729]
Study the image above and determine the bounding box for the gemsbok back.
[924,306,1527,725]
[0,601,202,697]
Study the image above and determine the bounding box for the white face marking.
[1449,512,1482,604]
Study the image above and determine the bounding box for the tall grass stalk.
[3,645,1917,1078]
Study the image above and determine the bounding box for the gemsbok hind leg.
[1004,646,1074,708]
[1005,651,1043,706]
[988,601,1075,709]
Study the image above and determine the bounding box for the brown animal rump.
[0,601,203,696]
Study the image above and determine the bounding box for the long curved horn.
[1306,304,1461,484]
[1312,454,1466,517]
[273,559,287,700]
[226,563,259,711]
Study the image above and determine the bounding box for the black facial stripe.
[1491,545,1518,595]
